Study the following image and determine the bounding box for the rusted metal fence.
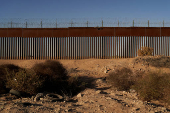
[0,27,170,60]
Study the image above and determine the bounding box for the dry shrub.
[133,70,145,81]
[1,60,95,97]
[106,67,135,91]
[134,55,170,68]
[138,47,153,56]
[0,64,21,94]
[31,60,69,94]
[32,60,68,80]
[0,64,21,81]
[149,56,170,68]
[133,71,170,103]
[5,68,44,95]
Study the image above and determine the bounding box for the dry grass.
[0,64,22,94]
[0,64,21,81]
[5,68,44,95]
[134,55,170,68]
[132,71,170,103]
[31,60,69,94]
[106,67,135,91]
[106,65,170,105]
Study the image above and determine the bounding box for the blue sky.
[0,0,170,19]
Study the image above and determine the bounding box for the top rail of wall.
[1,27,170,37]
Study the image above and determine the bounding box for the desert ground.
[0,56,170,113]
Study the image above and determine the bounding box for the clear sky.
[0,0,170,19]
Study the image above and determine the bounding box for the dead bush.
[31,60,69,94]
[1,61,95,97]
[133,71,170,102]
[138,47,153,56]
[0,64,21,94]
[5,68,44,95]
[106,67,135,91]
[0,64,21,81]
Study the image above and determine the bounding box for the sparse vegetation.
[1,60,89,97]
[0,64,21,94]
[106,66,170,105]
[134,55,170,68]
[0,64,21,81]
[1,57,170,108]
[132,71,170,104]
[138,46,153,56]
[106,67,135,91]
[31,60,69,94]
[5,68,44,95]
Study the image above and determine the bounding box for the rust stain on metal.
[1,27,170,37]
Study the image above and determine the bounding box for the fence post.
[87,21,88,27]
[11,21,12,28]
[41,21,42,28]
[26,21,27,28]
[71,21,73,27]
[102,20,103,27]
[148,20,149,27]
[133,20,134,27]
[163,20,164,27]
[56,20,57,28]
[118,20,119,27]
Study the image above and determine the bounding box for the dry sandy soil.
[0,56,170,113]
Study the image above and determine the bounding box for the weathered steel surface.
[1,27,170,37]
[161,28,170,36]
[131,28,145,36]
[1,27,170,60]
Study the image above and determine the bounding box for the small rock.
[96,90,101,94]
[55,105,60,107]
[129,89,136,93]
[161,107,166,111]
[96,79,103,83]
[110,93,115,96]
[9,89,21,97]
[104,66,108,73]
[106,97,112,100]
[122,91,127,95]
[77,93,82,98]
[21,98,29,101]
[40,98,44,101]
[154,110,158,112]
[104,70,108,73]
